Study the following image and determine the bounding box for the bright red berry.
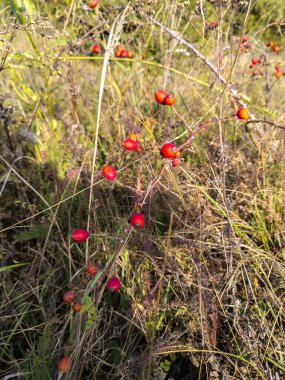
[251,58,258,65]
[275,65,282,72]
[164,95,175,106]
[161,142,177,158]
[130,213,145,228]
[93,45,101,54]
[58,356,72,372]
[102,165,117,180]
[237,108,249,120]
[106,277,121,292]
[172,157,181,167]
[89,0,99,8]
[87,263,98,276]
[63,290,75,304]
[122,139,138,150]
[242,36,248,43]
[155,90,169,105]
[73,303,82,313]
[72,229,89,243]
[273,46,279,53]
[120,50,128,58]
[211,21,217,28]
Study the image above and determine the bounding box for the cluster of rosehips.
[274,65,285,79]
[115,45,134,59]
[240,35,251,53]
[249,57,264,78]
[155,90,175,106]
[267,41,279,53]
[205,20,217,32]
[122,133,144,153]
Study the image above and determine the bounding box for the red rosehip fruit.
[73,303,82,313]
[258,58,263,64]
[172,157,181,167]
[136,146,144,153]
[93,45,101,54]
[237,108,249,120]
[164,95,175,106]
[89,0,99,8]
[58,356,72,372]
[161,142,177,158]
[72,229,89,243]
[87,263,98,276]
[273,46,279,53]
[120,50,128,58]
[122,139,138,150]
[251,58,258,65]
[267,41,274,47]
[155,90,168,105]
[275,71,282,79]
[102,165,117,180]
[63,290,75,304]
[275,65,282,72]
[211,21,217,28]
[130,213,145,228]
[242,35,248,43]
[106,277,121,292]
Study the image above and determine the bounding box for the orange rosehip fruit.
[92,45,101,54]
[89,0,99,8]
[120,50,128,58]
[130,213,145,228]
[87,263,98,276]
[164,95,175,106]
[127,51,133,58]
[155,90,169,105]
[275,71,282,78]
[128,133,137,141]
[63,290,75,304]
[102,165,117,180]
[73,303,82,313]
[115,45,124,57]
[58,356,72,372]
[237,108,249,120]
[106,277,121,292]
[161,142,177,158]
[267,41,274,47]
[122,139,138,150]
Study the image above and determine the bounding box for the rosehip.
[275,66,282,72]
[130,213,145,228]
[283,72,285,76]
[102,165,117,180]
[128,133,137,141]
[242,36,248,43]
[87,263,98,276]
[58,356,72,372]
[267,41,274,47]
[72,229,89,243]
[73,303,82,313]
[122,139,138,150]
[120,50,128,58]
[127,51,133,58]
[172,157,181,167]
[258,58,263,64]
[93,45,101,54]
[63,290,75,304]
[136,146,144,153]
[164,95,175,106]
[155,90,168,105]
[115,45,124,57]
[252,70,259,77]
[251,58,258,65]
[106,277,121,292]
[161,142,177,158]
[89,0,99,8]
[211,21,217,28]
[275,71,282,78]
[237,108,249,120]
[273,46,279,53]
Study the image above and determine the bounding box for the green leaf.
[14,224,49,242]
[0,262,30,273]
